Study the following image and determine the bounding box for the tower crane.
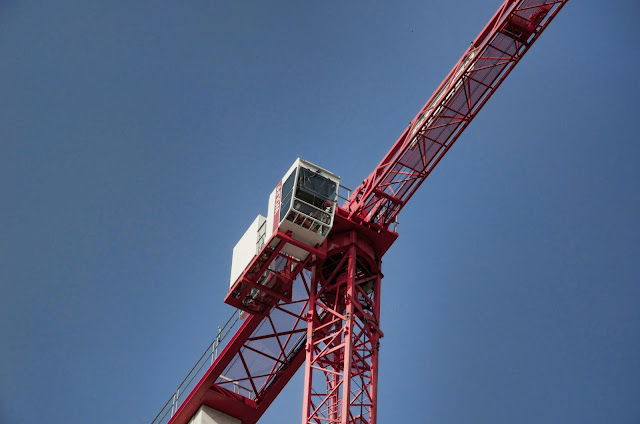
[151,1,569,423]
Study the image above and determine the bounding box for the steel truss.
[303,231,383,424]
[164,269,313,424]
[347,0,569,230]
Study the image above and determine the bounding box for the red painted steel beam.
[166,313,265,424]
[302,231,383,424]
[346,0,569,230]
[167,271,313,424]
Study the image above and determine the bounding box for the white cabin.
[229,159,339,287]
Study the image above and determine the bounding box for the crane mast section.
[346,0,568,229]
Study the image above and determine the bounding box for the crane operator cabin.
[229,159,339,309]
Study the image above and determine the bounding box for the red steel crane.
[151,1,569,423]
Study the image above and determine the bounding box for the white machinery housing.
[229,215,266,287]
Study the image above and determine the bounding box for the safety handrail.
[338,184,351,204]
[150,310,244,424]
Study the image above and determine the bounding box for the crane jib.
[346,0,567,230]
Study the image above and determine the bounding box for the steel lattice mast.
[153,1,570,424]
[302,232,383,424]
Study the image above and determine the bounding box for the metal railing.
[150,310,244,424]
[338,184,352,204]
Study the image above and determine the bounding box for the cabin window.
[280,170,297,222]
[295,167,337,208]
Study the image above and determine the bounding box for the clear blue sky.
[2,1,639,423]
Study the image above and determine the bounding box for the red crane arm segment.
[345,0,569,229]
[164,270,313,424]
